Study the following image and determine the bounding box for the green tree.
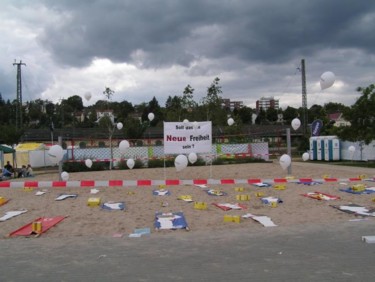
[255,109,267,124]
[181,84,197,119]
[165,95,182,121]
[338,84,375,144]
[0,125,23,145]
[103,87,115,101]
[234,106,253,124]
[324,102,350,114]
[282,106,299,124]
[65,95,84,112]
[142,96,162,126]
[124,117,148,140]
[201,77,226,125]
[266,107,278,123]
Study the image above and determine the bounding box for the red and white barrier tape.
[0,177,373,188]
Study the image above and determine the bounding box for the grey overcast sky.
[1,0,374,109]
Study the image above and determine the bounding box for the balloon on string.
[320,71,335,90]
[84,92,92,101]
[279,154,291,170]
[175,154,188,172]
[193,121,199,130]
[148,113,154,121]
[119,140,130,154]
[291,118,301,131]
[116,122,123,130]
[302,152,309,161]
[61,171,69,181]
[348,145,355,153]
[85,159,93,168]
[188,152,198,164]
[227,118,234,126]
[126,158,135,169]
[48,145,64,163]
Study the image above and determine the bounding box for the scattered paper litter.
[102,202,124,210]
[217,203,246,210]
[153,190,170,196]
[55,194,78,201]
[195,184,208,189]
[242,213,277,227]
[0,210,28,221]
[339,205,375,216]
[253,182,271,187]
[129,227,151,237]
[35,191,47,196]
[90,189,100,194]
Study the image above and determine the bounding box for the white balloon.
[227,118,234,126]
[193,121,198,130]
[85,159,93,168]
[188,152,198,164]
[84,92,92,101]
[126,158,135,169]
[61,171,69,181]
[348,146,355,153]
[175,154,188,172]
[116,122,123,130]
[48,145,64,163]
[291,118,301,131]
[183,119,189,125]
[302,152,309,161]
[119,140,130,154]
[279,154,291,170]
[320,71,335,90]
[148,113,155,121]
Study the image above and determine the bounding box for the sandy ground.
[1,161,374,238]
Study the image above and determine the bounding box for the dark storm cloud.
[38,0,375,69]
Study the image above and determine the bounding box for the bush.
[147,158,175,168]
[63,161,109,172]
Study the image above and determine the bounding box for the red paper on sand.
[9,216,66,237]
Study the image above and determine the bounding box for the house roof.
[328,112,342,121]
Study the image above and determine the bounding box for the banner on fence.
[163,121,212,154]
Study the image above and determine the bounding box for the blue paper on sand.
[153,189,171,196]
[339,188,375,195]
[155,212,188,230]
[129,228,151,237]
[205,189,227,196]
[253,182,272,188]
[297,181,322,186]
[101,202,125,210]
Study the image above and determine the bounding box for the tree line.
[0,78,374,145]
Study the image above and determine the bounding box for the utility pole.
[301,59,307,135]
[13,60,26,130]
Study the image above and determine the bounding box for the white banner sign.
[163,121,212,154]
